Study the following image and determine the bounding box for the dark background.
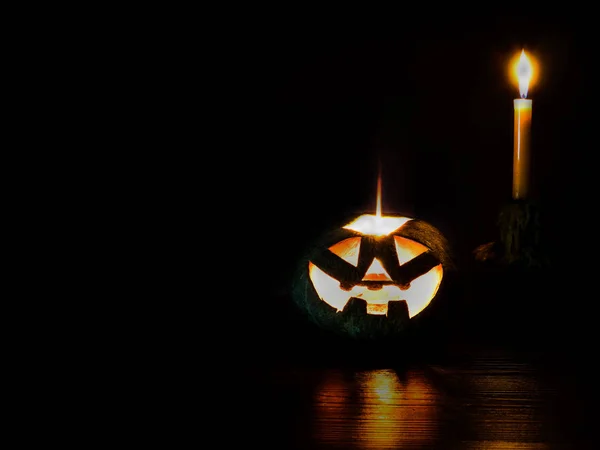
[150,14,600,447]
[207,13,597,358]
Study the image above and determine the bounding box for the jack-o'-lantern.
[292,177,452,339]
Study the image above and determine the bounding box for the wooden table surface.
[235,348,594,449]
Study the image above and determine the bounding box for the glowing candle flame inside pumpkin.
[308,173,443,317]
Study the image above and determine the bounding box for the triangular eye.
[328,237,361,267]
[362,258,392,281]
[393,236,428,265]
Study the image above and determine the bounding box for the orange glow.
[362,258,393,282]
[343,214,410,236]
[310,170,443,317]
[343,171,411,236]
[509,49,537,98]
[308,236,443,317]
[328,236,361,267]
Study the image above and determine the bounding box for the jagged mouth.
[342,297,410,317]
[340,281,411,291]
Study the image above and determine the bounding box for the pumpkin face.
[292,213,451,339]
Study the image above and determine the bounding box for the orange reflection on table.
[311,368,440,449]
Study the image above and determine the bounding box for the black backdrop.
[188,12,600,360]
[224,14,593,290]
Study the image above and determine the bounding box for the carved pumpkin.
[292,212,452,339]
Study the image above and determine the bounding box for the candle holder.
[468,198,555,348]
[474,198,547,269]
[498,199,542,265]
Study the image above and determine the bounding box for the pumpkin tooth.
[387,300,410,321]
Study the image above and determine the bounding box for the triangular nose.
[362,258,393,281]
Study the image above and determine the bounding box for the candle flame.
[511,49,537,98]
[517,50,532,98]
[376,168,382,218]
